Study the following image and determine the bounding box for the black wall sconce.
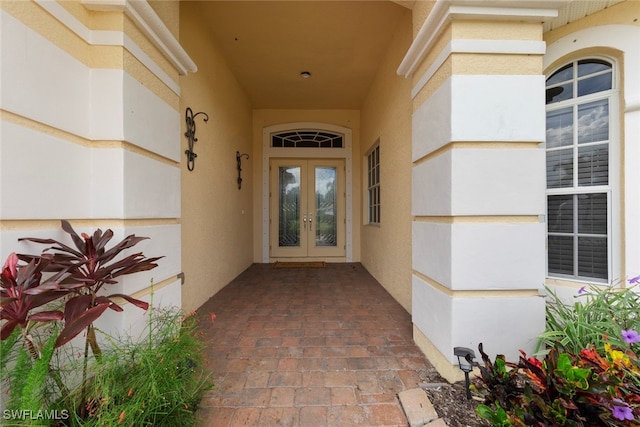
[454,347,477,400]
[184,107,209,171]
[236,151,249,189]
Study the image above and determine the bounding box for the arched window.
[545,58,615,282]
[271,130,344,148]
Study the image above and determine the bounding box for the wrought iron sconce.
[236,151,249,189]
[184,107,209,171]
[454,347,477,400]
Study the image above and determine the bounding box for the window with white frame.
[545,58,616,282]
[367,144,380,225]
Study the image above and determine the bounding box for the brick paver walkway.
[195,263,433,426]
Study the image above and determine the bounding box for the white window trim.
[544,56,620,284]
[365,143,380,226]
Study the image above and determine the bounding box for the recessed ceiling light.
[300,71,311,78]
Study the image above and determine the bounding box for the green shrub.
[52,308,213,426]
[539,283,640,355]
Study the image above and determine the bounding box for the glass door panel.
[270,159,344,259]
[314,166,337,247]
[270,160,308,258]
[307,160,345,258]
[278,166,301,247]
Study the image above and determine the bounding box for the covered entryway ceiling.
[189,1,408,109]
[188,1,624,111]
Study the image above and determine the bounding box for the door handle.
[308,213,313,231]
[303,214,307,230]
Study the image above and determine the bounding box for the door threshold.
[273,261,326,268]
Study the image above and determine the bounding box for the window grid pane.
[577,145,608,187]
[546,148,574,188]
[546,107,574,148]
[548,235,574,276]
[577,193,607,235]
[578,236,608,279]
[577,100,609,144]
[547,195,573,233]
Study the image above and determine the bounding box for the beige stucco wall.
[148,0,180,39]
[251,109,362,263]
[359,8,413,313]
[179,2,254,313]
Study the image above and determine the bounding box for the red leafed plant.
[0,220,162,415]
[0,220,162,368]
[1,220,162,416]
[17,220,162,350]
[0,253,73,354]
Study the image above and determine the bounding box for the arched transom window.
[271,130,344,148]
[545,58,615,282]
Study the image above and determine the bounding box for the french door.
[269,158,345,259]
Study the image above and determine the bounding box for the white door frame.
[262,122,353,263]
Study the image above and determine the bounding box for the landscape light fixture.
[454,346,476,400]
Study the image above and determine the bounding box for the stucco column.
[0,0,194,338]
[399,1,555,381]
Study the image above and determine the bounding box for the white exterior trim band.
[453,39,546,55]
[411,39,546,99]
[34,0,195,95]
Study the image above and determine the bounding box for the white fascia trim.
[447,5,558,21]
[398,0,557,78]
[397,0,449,79]
[122,0,197,75]
[411,39,546,98]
